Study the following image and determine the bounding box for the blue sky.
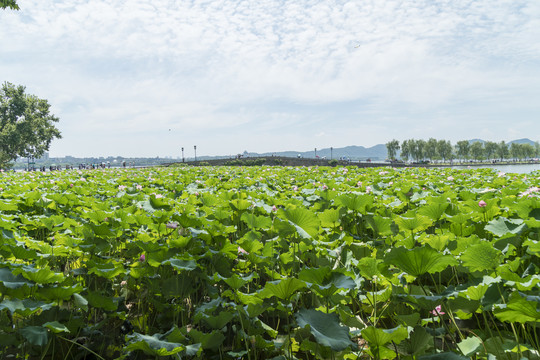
[1,0,539,158]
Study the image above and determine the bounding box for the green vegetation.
[387,138,540,163]
[0,82,61,169]
[0,165,539,359]
[0,0,19,10]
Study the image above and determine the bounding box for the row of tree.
[386,139,540,162]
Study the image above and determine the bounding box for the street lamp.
[330,147,333,160]
[181,147,184,163]
[194,145,197,162]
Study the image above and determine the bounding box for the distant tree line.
[386,139,540,162]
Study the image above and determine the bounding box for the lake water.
[450,163,540,174]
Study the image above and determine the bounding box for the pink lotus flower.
[431,305,445,316]
[447,176,454,181]
[357,181,362,187]
[478,200,487,207]
[293,186,298,191]
[322,184,328,190]
[118,185,126,190]
[70,184,74,188]
[166,222,178,229]
[272,205,277,212]
[136,184,143,190]
[238,246,249,255]
[139,254,145,262]
[366,186,372,194]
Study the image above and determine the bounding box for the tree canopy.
[0,82,61,167]
[1,0,19,10]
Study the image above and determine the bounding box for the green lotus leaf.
[39,284,83,301]
[365,215,394,236]
[278,207,320,238]
[20,326,49,347]
[125,332,185,356]
[335,194,373,212]
[201,311,234,329]
[0,267,34,289]
[418,201,449,221]
[457,336,482,357]
[295,308,353,352]
[494,292,540,323]
[189,329,225,351]
[86,291,118,311]
[418,353,469,360]
[361,325,408,348]
[43,321,70,333]
[87,261,124,279]
[162,259,197,272]
[0,298,53,316]
[461,242,502,272]
[318,208,342,228]
[259,278,306,301]
[16,266,64,284]
[398,326,431,356]
[241,212,272,230]
[485,217,527,237]
[385,246,458,276]
[394,215,433,234]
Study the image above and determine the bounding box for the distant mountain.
[196,138,538,162]
[244,144,388,160]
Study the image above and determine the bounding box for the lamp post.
[194,145,197,162]
[181,147,184,163]
[314,148,317,158]
[330,147,333,160]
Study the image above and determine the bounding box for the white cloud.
[1,0,539,156]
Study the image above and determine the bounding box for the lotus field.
[1,165,540,359]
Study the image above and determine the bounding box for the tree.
[456,140,470,162]
[0,82,61,167]
[0,1,19,10]
[497,141,509,161]
[470,141,484,161]
[400,140,410,161]
[437,140,453,162]
[425,138,439,161]
[385,139,400,161]
[484,141,498,160]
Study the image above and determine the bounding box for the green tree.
[400,140,410,161]
[437,140,453,162]
[484,141,498,160]
[510,142,521,160]
[1,1,19,10]
[0,82,61,168]
[385,139,400,161]
[470,141,484,161]
[535,141,540,158]
[456,140,470,162]
[497,141,509,161]
[424,138,439,161]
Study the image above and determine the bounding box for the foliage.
[0,82,61,168]
[0,0,19,10]
[0,165,539,359]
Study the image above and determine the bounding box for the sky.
[1,0,540,158]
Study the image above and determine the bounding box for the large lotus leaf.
[335,194,373,212]
[298,267,331,287]
[43,321,70,334]
[361,325,408,348]
[39,284,84,301]
[258,278,306,301]
[365,215,394,236]
[494,292,540,323]
[241,212,272,230]
[385,246,458,276]
[278,208,320,238]
[318,208,342,228]
[0,267,33,288]
[229,199,252,212]
[357,257,382,279]
[20,326,49,347]
[394,215,433,234]
[457,336,482,357]
[188,329,225,351]
[485,217,527,237]
[201,311,234,329]
[87,261,124,279]
[125,332,185,356]
[0,299,53,316]
[295,309,352,352]
[418,202,449,221]
[162,259,197,272]
[397,326,431,356]
[461,242,502,272]
[86,291,118,311]
[16,267,64,284]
